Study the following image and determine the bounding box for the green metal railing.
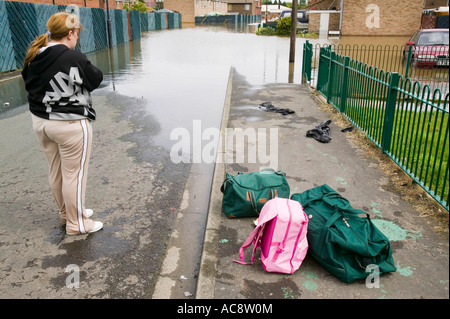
[303,42,449,97]
[302,40,312,82]
[306,43,449,211]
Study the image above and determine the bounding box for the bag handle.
[220,173,233,193]
[325,212,344,228]
[324,206,370,229]
[301,189,351,210]
[260,167,276,174]
[322,194,352,212]
[221,170,286,193]
[323,195,371,218]
[248,191,258,216]
[270,189,278,199]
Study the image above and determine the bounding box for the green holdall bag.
[221,168,290,218]
[291,184,396,283]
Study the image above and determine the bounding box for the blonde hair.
[23,12,81,67]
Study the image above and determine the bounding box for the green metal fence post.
[381,72,399,153]
[302,40,312,83]
[316,46,328,93]
[302,41,307,82]
[404,45,412,79]
[327,51,336,103]
[305,40,312,81]
[340,56,350,113]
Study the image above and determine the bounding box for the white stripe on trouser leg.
[77,120,89,234]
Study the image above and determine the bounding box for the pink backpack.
[234,197,309,274]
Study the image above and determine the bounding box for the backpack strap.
[233,226,263,265]
[233,214,278,265]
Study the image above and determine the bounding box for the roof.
[261,4,291,12]
[156,9,174,13]
[419,28,449,32]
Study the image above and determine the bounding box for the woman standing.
[22,12,104,235]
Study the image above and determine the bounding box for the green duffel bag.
[220,168,290,218]
[291,184,396,283]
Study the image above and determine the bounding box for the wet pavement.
[196,67,449,300]
[0,91,190,298]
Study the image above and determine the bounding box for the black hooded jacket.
[21,44,103,121]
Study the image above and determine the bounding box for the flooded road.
[92,24,306,148]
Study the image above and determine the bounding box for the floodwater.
[89,24,308,149]
[0,23,311,141]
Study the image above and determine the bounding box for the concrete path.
[196,68,449,299]
[0,90,191,298]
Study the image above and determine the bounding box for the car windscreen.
[281,11,306,19]
[417,31,449,46]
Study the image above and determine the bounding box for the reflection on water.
[0,24,309,150]
[87,25,308,147]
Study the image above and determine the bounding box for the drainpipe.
[266,3,268,22]
[339,0,344,33]
[105,0,113,48]
[289,0,298,63]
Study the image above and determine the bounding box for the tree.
[123,0,150,13]
[276,17,291,35]
[286,1,305,8]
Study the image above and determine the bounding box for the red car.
[404,29,449,68]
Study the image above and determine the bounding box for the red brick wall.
[341,0,423,36]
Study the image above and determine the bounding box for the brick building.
[424,0,449,9]
[227,0,262,15]
[340,0,424,36]
[164,0,229,24]
[164,0,262,24]
[307,0,429,36]
[306,0,340,10]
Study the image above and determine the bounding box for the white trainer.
[88,221,103,233]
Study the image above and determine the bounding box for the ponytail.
[23,12,81,68]
[23,33,49,68]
